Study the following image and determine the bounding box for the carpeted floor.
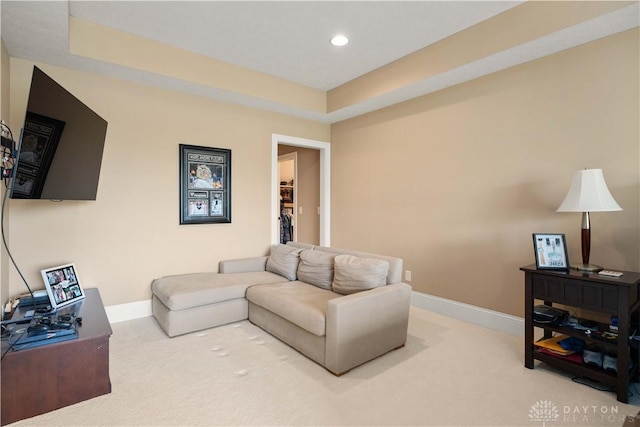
[8,307,640,426]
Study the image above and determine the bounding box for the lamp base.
[572,263,603,273]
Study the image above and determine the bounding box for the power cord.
[571,376,640,400]
[1,181,35,303]
[0,120,37,319]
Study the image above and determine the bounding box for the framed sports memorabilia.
[532,233,570,270]
[179,144,231,224]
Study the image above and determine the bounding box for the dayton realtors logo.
[529,400,624,425]
[529,400,560,426]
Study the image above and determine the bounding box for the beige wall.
[1,40,10,305]
[5,58,329,306]
[331,29,640,317]
[2,20,638,321]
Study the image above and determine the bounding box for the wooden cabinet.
[1,288,112,425]
[521,265,640,403]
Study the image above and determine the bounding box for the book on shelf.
[534,334,574,356]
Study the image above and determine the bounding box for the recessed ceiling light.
[330,35,349,47]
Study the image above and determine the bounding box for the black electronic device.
[24,313,75,336]
[57,314,72,322]
[580,319,599,329]
[35,305,53,314]
[17,295,51,308]
[9,66,108,200]
[27,323,49,335]
[533,305,569,325]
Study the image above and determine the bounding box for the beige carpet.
[9,307,640,426]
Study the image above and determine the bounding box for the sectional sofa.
[151,242,412,375]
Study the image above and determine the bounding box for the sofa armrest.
[325,282,412,375]
[219,256,268,274]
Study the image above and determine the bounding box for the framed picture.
[41,263,85,309]
[532,233,570,270]
[11,112,65,198]
[280,186,293,203]
[179,144,231,224]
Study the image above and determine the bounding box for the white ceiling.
[1,1,639,123]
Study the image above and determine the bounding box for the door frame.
[271,134,330,246]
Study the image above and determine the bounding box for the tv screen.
[10,67,108,200]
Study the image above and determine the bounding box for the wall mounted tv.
[10,66,108,200]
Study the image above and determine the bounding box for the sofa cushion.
[246,282,340,336]
[297,249,335,290]
[152,271,286,311]
[332,255,389,295]
[314,246,403,284]
[266,244,303,280]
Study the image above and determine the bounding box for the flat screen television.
[10,66,108,200]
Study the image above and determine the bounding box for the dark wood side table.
[521,265,640,403]
[1,288,112,425]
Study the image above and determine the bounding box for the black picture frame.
[179,144,231,224]
[11,112,66,199]
[532,233,570,270]
[280,186,293,203]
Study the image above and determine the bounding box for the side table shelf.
[521,265,640,403]
[532,318,628,351]
[533,348,618,385]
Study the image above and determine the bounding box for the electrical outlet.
[405,270,412,282]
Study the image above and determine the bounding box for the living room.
[0,1,639,424]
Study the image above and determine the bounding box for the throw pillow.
[297,250,335,290]
[332,255,389,295]
[266,244,303,281]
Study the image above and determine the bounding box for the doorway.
[271,134,330,246]
[278,152,297,243]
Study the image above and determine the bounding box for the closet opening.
[271,134,330,247]
[278,152,297,244]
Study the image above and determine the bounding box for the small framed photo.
[532,233,570,270]
[41,263,85,309]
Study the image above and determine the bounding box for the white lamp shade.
[557,169,622,212]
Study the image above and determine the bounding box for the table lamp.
[557,169,622,272]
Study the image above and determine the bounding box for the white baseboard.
[105,292,525,337]
[411,291,524,337]
[105,299,152,324]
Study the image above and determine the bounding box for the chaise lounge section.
[151,242,412,375]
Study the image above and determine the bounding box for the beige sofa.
[151,242,412,375]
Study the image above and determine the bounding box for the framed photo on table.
[41,263,85,309]
[179,144,231,224]
[532,233,570,270]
